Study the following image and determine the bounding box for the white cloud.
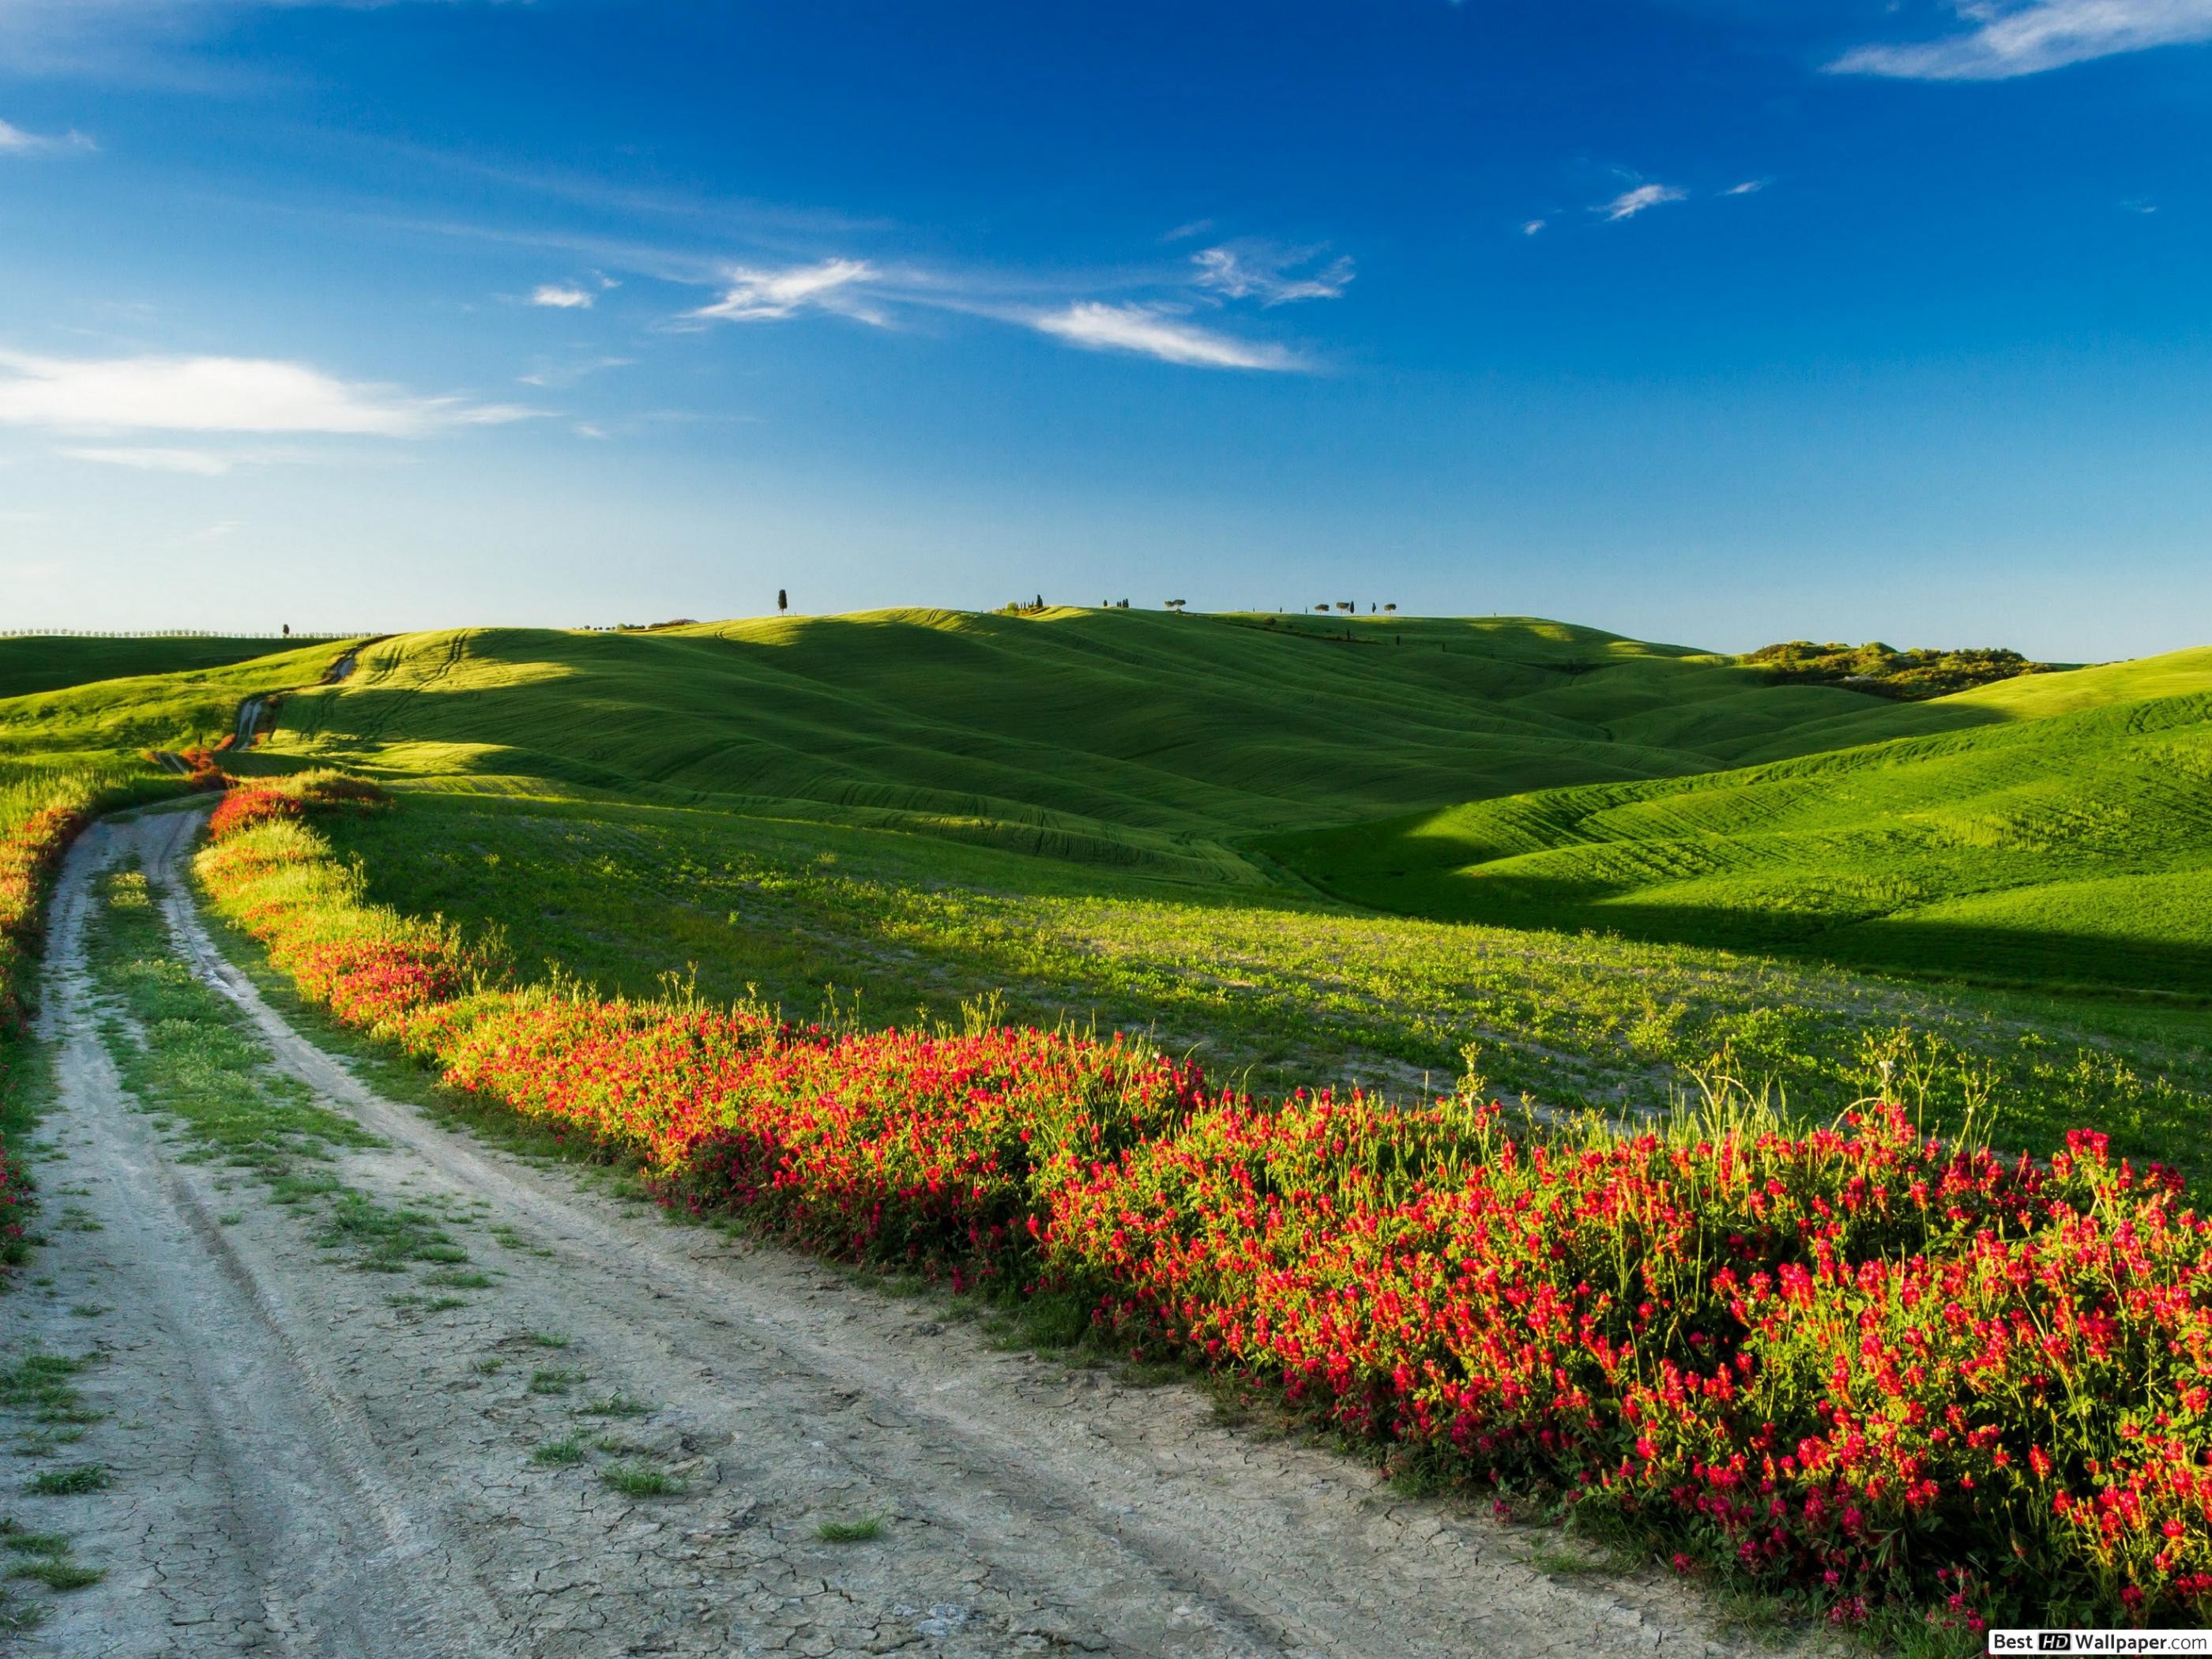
[1830,0,2212,80]
[1597,183,1688,221]
[0,116,90,154]
[58,445,237,475]
[1723,179,1766,196]
[1191,244,1354,306]
[691,258,882,323]
[530,284,593,309]
[518,355,633,388]
[1522,219,1548,235]
[0,349,536,436]
[1033,303,1300,371]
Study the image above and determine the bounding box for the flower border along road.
[194,777,2212,1642]
[2,765,199,1262]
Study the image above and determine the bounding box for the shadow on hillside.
[1275,861,2212,1000]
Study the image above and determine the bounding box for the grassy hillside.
[0,635,317,701]
[1267,645,2212,995]
[0,638,367,783]
[255,610,1958,882]
[310,784,2212,1168]
[1,604,2200,1146]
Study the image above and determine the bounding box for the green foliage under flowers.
[311,788,2212,1186]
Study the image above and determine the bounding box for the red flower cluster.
[173,747,231,792]
[206,788,301,841]
[1,801,93,1031]
[196,789,2212,1631]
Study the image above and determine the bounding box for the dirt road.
[1,809,1774,1658]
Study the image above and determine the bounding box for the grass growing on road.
[24,1465,107,1496]
[0,1516,104,1625]
[0,1358,110,1625]
[599,1462,682,1498]
[85,860,483,1287]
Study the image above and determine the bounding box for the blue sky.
[2,0,2209,656]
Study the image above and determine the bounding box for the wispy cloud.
[518,355,634,389]
[1597,182,1688,222]
[1722,179,1766,196]
[1522,218,1548,236]
[0,349,536,436]
[1830,0,2212,80]
[1191,243,1354,306]
[1032,303,1300,371]
[58,444,238,475]
[0,116,91,154]
[691,258,883,323]
[530,283,594,309]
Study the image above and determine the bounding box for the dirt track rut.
[2,809,1774,1658]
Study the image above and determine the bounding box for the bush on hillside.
[1747,641,2056,701]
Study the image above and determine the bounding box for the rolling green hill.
[253,610,1963,883]
[0,635,320,701]
[13,605,2207,1005]
[4,604,2207,1171]
[0,638,367,784]
[1266,645,2212,995]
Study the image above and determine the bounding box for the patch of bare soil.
[0,810,1793,1658]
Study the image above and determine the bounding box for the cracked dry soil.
[1,811,1782,1658]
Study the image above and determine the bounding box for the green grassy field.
[312,786,2212,1177]
[0,638,367,784]
[1267,645,2212,996]
[252,611,1985,882]
[0,636,327,702]
[5,606,2208,1176]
